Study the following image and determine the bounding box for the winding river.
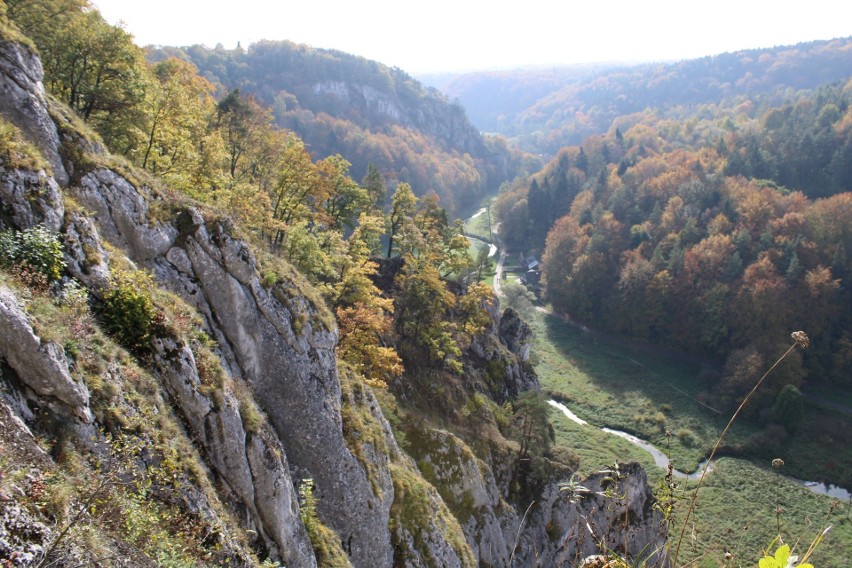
[547,399,851,500]
[465,208,498,257]
[462,205,852,502]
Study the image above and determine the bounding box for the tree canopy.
[497,87,852,400]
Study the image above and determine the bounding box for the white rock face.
[148,212,395,567]
[76,169,177,260]
[0,40,68,186]
[411,429,512,566]
[150,335,317,567]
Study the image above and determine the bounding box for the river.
[548,399,851,500]
[465,208,498,257]
[463,205,852,502]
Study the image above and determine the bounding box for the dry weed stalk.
[670,331,810,566]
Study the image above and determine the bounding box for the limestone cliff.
[0,29,665,568]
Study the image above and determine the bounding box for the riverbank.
[549,398,850,499]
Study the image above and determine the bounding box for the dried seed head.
[772,458,784,469]
[791,331,810,349]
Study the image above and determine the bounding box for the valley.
[467,198,852,565]
[1,1,851,566]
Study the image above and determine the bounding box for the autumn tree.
[8,0,147,151]
[270,132,325,233]
[318,154,370,231]
[771,384,805,434]
[215,89,271,181]
[384,190,492,373]
[335,213,403,386]
[135,58,220,193]
[361,162,386,208]
[541,215,585,313]
[385,182,417,258]
[394,246,461,370]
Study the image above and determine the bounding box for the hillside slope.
[0,22,664,568]
[152,41,533,215]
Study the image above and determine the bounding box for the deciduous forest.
[1,0,851,565]
[497,83,852,396]
[148,41,537,216]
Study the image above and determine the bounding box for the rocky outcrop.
[512,463,664,567]
[149,336,316,568]
[403,426,665,567]
[74,169,176,261]
[469,305,539,403]
[310,77,486,157]
[62,210,111,290]
[0,286,92,423]
[0,399,52,565]
[406,429,512,567]
[146,211,395,566]
[61,167,391,565]
[0,39,68,186]
[499,307,533,362]
[0,168,64,232]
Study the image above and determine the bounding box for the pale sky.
[93,0,852,74]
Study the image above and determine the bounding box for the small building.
[525,256,540,271]
[525,269,541,286]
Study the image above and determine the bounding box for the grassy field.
[530,308,852,567]
[532,311,753,472]
[682,458,852,567]
[463,206,493,241]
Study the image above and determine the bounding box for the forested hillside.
[2,0,519,429]
[148,42,537,215]
[435,37,852,156]
[496,83,852,415]
[2,0,851,565]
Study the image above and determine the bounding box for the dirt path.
[801,391,852,416]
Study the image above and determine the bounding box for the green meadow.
[530,308,852,567]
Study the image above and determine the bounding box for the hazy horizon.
[92,0,852,75]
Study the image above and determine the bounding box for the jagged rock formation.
[0,287,92,424]
[400,415,666,567]
[467,304,538,404]
[403,428,513,566]
[0,29,666,568]
[64,163,393,564]
[512,463,663,567]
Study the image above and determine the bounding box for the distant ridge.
[431,37,852,154]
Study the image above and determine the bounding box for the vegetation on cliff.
[0,2,584,566]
